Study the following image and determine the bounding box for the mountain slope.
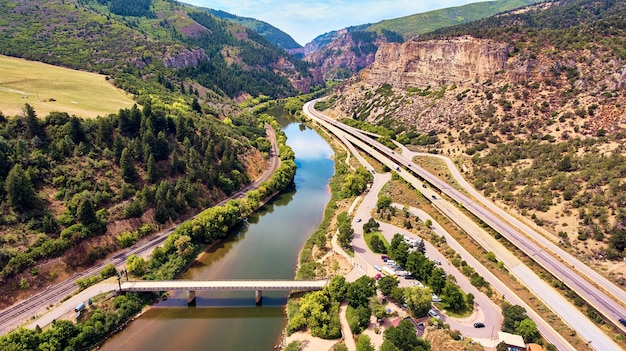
[208,9,302,50]
[0,0,317,100]
[368,0,545,38]
[325,0,626,271]
[304,0,545,80]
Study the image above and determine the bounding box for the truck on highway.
[391,163,400,171]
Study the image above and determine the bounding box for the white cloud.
[182,0,479,45]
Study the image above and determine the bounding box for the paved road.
[330,145,504,345]
[398,145,626,318]
[304,100,620,350]
[0,124,281,335]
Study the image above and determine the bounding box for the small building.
[497,331,526,351]
[526,344,543,351]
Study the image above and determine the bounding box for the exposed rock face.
[305,30,385,80]
[362,36,512,88]
[163,48,209,68]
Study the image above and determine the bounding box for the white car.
[431,294,442,302]
[374,265,382,271]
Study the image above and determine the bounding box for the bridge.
[120,280,328,304]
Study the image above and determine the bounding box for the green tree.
[404,286,432,317]
[377,195,392,210]
[119,147,137,183]
[427,268,446,295]
[502,304,528,333]
[442,281,465,311]
[516,318,539,342]
[327,275,348,303]
[146,153,157,183]
[356,334,375,351]
[5,163,37,211]
[377,276,399,296]
[347,276,376,308]
[100,263,117,279]
[126,254,146,276]
[384,319,430,351]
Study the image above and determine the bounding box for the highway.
[0,124,281,335]
[304,99,625,350]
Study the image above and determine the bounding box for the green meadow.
[0,55,136,119]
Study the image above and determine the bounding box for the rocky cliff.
[361,36,512,88]
[305,29,385,80]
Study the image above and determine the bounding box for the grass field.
[0,55,136,119]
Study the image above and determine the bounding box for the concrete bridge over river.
[120,280,328,304]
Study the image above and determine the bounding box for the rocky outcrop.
[305,30,385,80]
[162,48,208,69]
[361,36,512,88]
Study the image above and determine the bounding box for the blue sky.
[181,0,481,45]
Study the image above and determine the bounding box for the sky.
[181,0,481,45]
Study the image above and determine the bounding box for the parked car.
[433,259,442,265]
[431,294,442,302]
[374,265,382,271]
[404,275,415,280]
[474,322,485,328]
[428,309,440,319]
[374,273,382,280]
[381,255,388,261]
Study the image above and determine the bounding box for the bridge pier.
[255,290,262,305]
[188,290,196,305]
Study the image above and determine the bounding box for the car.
[356,218,362,223]
[374,273,382,280]
[619,318,626,327]
[473,322,485,328]
[431,195,436,199]
[422,184,427,188]
[381,255,388,262]
[404,275,415,280]
[428,309,440,319]
[433,259,442,265]
[374,265,382,271]
[431,294,442,302]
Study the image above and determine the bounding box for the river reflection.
[99,121,334,351]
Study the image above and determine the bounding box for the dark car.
[473,322,485,328]
[619,318,626,327]
[381,255,388,262]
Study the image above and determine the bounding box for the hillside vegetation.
[325,0,626,273]
[0,0,315,105]
[0,55,135,119]
[0,0,313,308]
[209,9,302,50]
[368,0,544,39]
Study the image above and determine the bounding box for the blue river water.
[99,121,334,350]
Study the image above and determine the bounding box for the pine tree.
[120,147,137,183]
[5,164,37,211]
[146,153,157,183]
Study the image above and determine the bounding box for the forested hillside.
[0,0,317,102]
[208,9,302,50]
[0,0,313,307]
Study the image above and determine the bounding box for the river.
[99,118,334,350]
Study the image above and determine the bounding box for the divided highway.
[305,99,625,351]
